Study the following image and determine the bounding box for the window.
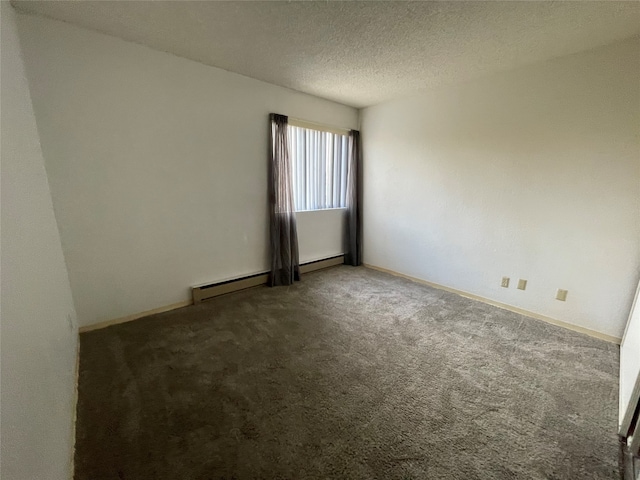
[288,124,349,211]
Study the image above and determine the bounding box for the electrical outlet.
[501,277,510,288]
[517,279,527,290]
[556,289,568,301]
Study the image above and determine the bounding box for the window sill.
[295,207,347,213]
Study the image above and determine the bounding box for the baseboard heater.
[192,255,344,304]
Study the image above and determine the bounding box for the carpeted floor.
[75,266,620,480]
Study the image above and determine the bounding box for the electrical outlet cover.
[501,277,510,288]
[556,289,568,301]
[517,279,527,290]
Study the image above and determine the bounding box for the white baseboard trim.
[192,255,345,304]
[364,263,621,345]
[79,256,346,333]
[79,300,192,333]
[300,255,345,274]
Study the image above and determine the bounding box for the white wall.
[361,37,640,339]
[619,280,640,430]
[1,4,79,479]
[297,208,346,264]
[16,14,358,327]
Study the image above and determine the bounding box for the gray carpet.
[75,266,620,479]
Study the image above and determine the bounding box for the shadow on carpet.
[75,266,620,479]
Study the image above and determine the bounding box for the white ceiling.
[12,1,640,108]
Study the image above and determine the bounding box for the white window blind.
[288,125,349,211]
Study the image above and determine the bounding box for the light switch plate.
[501,277,510,288]
[517,279,527,290]
[556,289,568,301]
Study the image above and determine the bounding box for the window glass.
[288,125,348,211]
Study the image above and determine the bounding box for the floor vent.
[192,255,344,304]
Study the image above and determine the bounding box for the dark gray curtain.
[268,113,300,286]
[345,129,362,266]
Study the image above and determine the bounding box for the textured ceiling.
[12,1,640,108]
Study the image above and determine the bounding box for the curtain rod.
[288,116,352,136]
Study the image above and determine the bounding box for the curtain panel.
[268,113,301,286]
[345,129,363,266]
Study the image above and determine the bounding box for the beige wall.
[1,4,79,478]
[361,37,640,338]
[16,14,357,327]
